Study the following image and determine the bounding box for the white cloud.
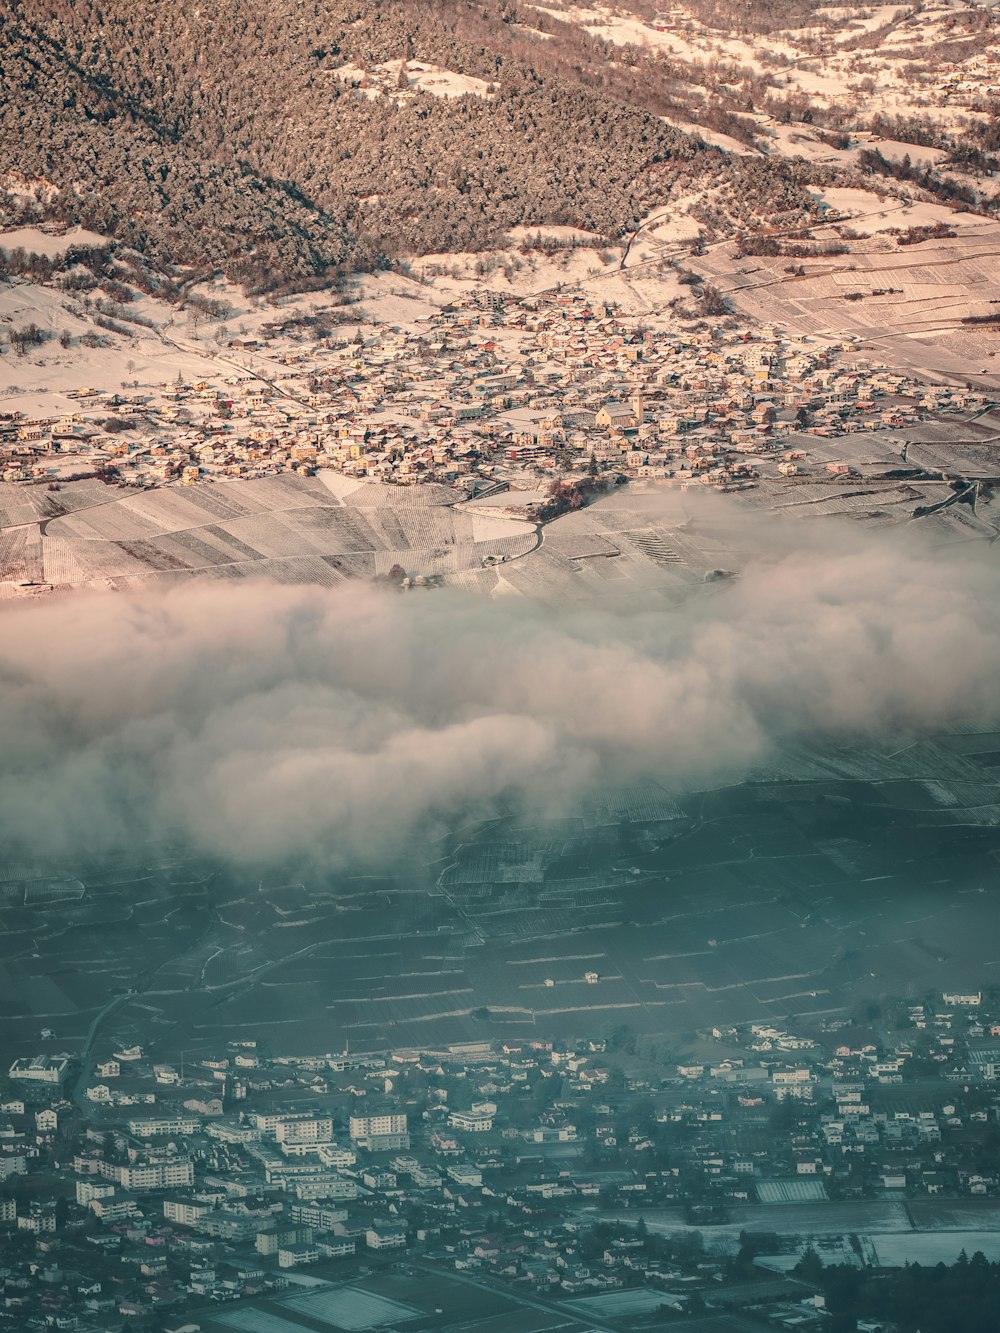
[1,511,997,866]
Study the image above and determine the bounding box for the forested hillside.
[0,0,821,289]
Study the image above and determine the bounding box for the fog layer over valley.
[3,509,999,869]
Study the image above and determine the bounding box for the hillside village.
[0,281,993,514]
[6,988,1000,1330]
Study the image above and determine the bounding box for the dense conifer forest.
[0,0,823,288]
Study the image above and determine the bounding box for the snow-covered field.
[333,59,492,102]
[0,225,109,257]
[868,1232,1000,1266]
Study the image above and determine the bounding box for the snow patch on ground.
[467,509,537,543]
[816,187,987,234]
[0,225,110,257]
[333,60,492,102]
[663,119,759,157]
[506,224,604,245]
[317,471,369,502]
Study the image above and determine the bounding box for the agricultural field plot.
[494,538,702,605]
[695,224,1000,387]
[0,525,43,582]
[278,1285,419,1329]
[756,1180,829,1205]
[4,742,1000,1059]
[441,840,571,887]
[13,466,981,597]
[1,475,543,590]
[437,1310,578,1333]
[614,1200,913,1249]
[333,482,457,509]
[770,486,928,521]
[215,1309,311,1333]
[648,1319,774,1333]
[867,1232,1000,1267]
[208,1269,585,1333]
[355,1269,575,1326]
[0,876,84,907]
[531,526,622,560]
[908,1199,1000,1232]
[566,1287,685,1317]
[0,962,81,1020]
[730,1200,914,1237]
[0,479,113,527]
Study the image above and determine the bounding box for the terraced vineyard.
[0,475,538,593]
[5,739,1000,1062]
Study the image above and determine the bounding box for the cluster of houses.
[2,291,986,497]
[3,986,1000,1327]
[930,52,1000,104]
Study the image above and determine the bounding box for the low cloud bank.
[2,515,999,866]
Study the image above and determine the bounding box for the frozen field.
[691,215,1000,390]
[279,1286,419,1330]
[566,1288,683,1316]
[0,474,539,595]
[868,1232,1000,1267]
[217,1310,313,1333]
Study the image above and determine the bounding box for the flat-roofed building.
[9,1055,69,1085]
